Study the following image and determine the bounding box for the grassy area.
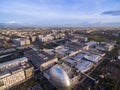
[16,79,36,90]
[88,35,120,58]
[87,35,120,44]
[115,63,120,69]
[105,45,119,58]
[88,35,108,41]
[99,78,118,90]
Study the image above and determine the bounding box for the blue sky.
[0,0,120,26]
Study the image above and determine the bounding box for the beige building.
[105,44,114,51]
[12,38,30,46]
[0,57,34,90]
[37,34,54,42]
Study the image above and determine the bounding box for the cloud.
[102,10,120,16]
[6,20,22,24]
[0,0,120,26]
[6,20,16,24]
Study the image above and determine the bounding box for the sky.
[0,0,120,26]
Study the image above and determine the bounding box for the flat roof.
[85,41,97,46]
[24,50,57,67]
[75,60,93,73]
[84,54,101,62]
[0,57,33,79]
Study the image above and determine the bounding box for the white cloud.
[0,0,120,25]
[6,20,22,24]
[6,20,16,24]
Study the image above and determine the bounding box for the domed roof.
[49,65,70,88]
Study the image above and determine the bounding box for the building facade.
[0,57,34,90]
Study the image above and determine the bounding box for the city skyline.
[0,0,120,26]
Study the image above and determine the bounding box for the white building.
[38,34,54,42]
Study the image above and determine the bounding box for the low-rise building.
[30,36,36,42]
[54,33,65,39]
[12,38,30,46]
[79,37,88,42]
[24,50,58,71]
[44,45,80,59]
[37,34,54,42]
[25,39,30,45]
[96,42,114,51]
[65,41,89,51]
[75,60,93,73]
[85,41,98,47]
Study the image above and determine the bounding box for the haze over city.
[0,0,120,90]
[0,0,120,26]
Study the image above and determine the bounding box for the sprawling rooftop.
[0,57,32,79]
